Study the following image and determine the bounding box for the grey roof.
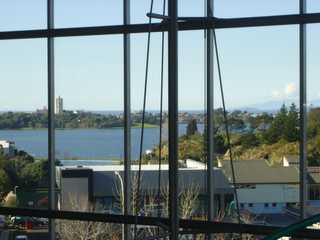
[93,168,232,197]
[220,160,299,184]
[284,155,299,164]
[308,167,320,184]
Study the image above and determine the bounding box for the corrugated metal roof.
[220,160,299,184]
[93,168,232,197]
[308,167,320,184]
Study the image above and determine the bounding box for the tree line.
[0,111,160,129]
[0,150,51,205]
[147,103,320,165]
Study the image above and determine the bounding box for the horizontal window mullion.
[0,207,320,238]
[0,13,320,40]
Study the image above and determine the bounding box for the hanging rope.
[156,0,167,238]
[133,0,155,239]
[212,29,242,225]
[157,0,166,222]
[134,4,241,239]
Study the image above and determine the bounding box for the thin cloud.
[272,82,297,99]
[272,90,282,99]
[284,82,297,96]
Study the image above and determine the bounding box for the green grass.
[132,123,158,128]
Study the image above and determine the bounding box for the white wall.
[0,140,10,155]
[238,184,299,204]
[241,202,286,214]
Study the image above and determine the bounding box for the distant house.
[0,140,15,157]
[308,167,320,205]
[219,159,299,214]
[282,155,299,167]
[255,122,271,132]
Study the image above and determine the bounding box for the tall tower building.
[55,96,64,114]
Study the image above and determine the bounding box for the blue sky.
[0,1,319,111]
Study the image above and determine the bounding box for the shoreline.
[0,124,159,131]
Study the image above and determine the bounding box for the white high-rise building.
[56,96,64,114]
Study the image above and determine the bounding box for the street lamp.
[14,186,19,195]
[115,171,124,210]
[114,171,126,240]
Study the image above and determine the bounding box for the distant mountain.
[309,99,320,108]
[235,98,320,114]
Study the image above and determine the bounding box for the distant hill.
[235,98,320,114]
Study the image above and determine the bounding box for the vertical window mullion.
[47,0,55,239]
[205,0,215,227]
[123,0,131,239]
[299,0,307,220]
[168,0,179,239]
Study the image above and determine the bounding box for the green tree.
[284,103,299,142]
[239,132,260,149]
[263,104,288,144]
[0,169,10,196]
[179,134,204,161]
[248,112,273,129]
[308,107,320,138]
[186,118,198,137]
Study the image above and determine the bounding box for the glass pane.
[0,1,46,31]
[55,35,124,214]
[131,32,169,218]
[179,30,207,220]
[214,26,300,225]
[55,0,122,28]
[215,0,298,18]
[307,0,320,13]
[0,214,49,237]
[178,0,204,17]
[0,39,48,211]
[306,23,320,219]
[57,220,162,239]
[132,0,166,24]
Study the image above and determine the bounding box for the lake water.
[0,124,204,160]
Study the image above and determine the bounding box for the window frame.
[0,0,317,239]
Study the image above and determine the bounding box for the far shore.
[0,123,159,131]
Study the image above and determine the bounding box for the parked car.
[10,216,48,228]
[0,215,6,228]
[15,235,28,240]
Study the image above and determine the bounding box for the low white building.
[282,155,299,167]
[219,159,299,214]
[0,140,15,157]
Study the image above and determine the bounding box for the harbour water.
[0,124,204,160]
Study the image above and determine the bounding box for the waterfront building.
[0,140,15,157]
[55,96,64,115]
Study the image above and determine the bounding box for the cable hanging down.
[213,29,241,225]
[134,4,241,239]
[133,0,156,239]
[157,0,167,223]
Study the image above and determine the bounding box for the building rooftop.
[308,167,320,184]
[220,160,299,184]
[56,159,232,198]
[59,159,208,172]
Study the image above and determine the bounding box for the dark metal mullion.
[168,0,179,239]
[1,207,320,239]
[2,13,320,40]
[299,0,307,220]
[205,0,215,231]
[47,0,55,239]
[123,0,131,239]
